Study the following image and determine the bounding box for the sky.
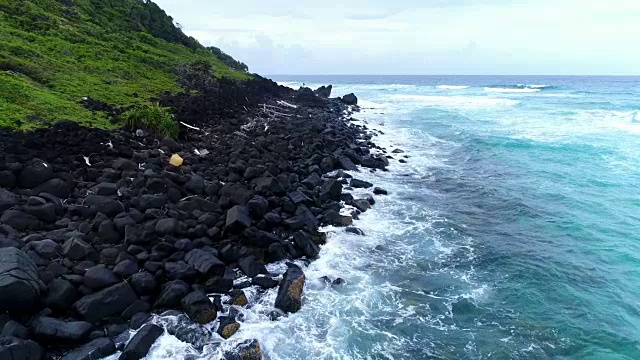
[153,0,640,75]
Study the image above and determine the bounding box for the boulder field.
[0,82,396,359]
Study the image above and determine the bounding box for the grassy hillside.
[0,0,249,130]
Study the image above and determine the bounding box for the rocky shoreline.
[0,78,395,360]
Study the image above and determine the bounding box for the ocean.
[140,76,640,359]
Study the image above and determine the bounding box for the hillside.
[0,0,249,130]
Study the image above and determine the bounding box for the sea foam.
[436,85,470,90]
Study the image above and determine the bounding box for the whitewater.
[135,76,640,359]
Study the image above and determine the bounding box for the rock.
[181,291,217,324]
[301,173,322,190]
[29,239,60,259]
[219,183,253,206]
[0,248,44,314]
[1,320,28,339]
[185,175,205,194]
[84,266,120,289]
[320,180,342,202]
[346,227,365,236]
[169,154,183,167]
[129,313,151,330]
[322,210,353,226]
[238,255,268,278]
[314,85,332,98]
[33,178,71,198]
[164,261,197,281]
[138,195,166,211]
[44,278,77,311]
[373,187,388,195]
[267,242,289,262]
[341,93,358,105]
[155,280,190,308]
[0,189,19,212]
[289,191,311,205]
[0,337,43,360]
[91,182,118,196]
[185,249,225,276]
[254,177,285,195]
[113,158,137,171]
[155,218,178,235]
[274,263,305,313]
[292,231,320,259]
[119,324,163,360]
[60,337,116,360]
[114,260,139,278]
[98,220,120,244]
[22,203,56,223]
[122,300,150,320]
[337,156,358,171]
[227,289,248,306]
[332,278,346,286]
[226,205,251,233]
[31,316,92,343]
[204,276,233,294]
[130,272,157,295]
[0,210,39,232]
[73,282,138,323]
[251,276,279,289]
[352,199,371,213]
[0,171,16,189]
[247,196,269,218]
[223,339,262,360]
[350,178,373,189]
[217,316,240,339]
[84,195,123,217]
[61,237,93,261]
[18,159,52,189]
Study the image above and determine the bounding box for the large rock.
[31,316,92,343]
[254,177,285,195]
[130,272,157,295]
[337,156,358,171]
[137,195,167,212]
[0,210,39,232]
[217,316,240,339]
[73,282,138,322]
[275,263,305,313]
[61,237,93,261]
[119,324,163,360]
[60,337,116,360]
[226,205,251,233]
[181,291,217,324]
[238,256,268,278]
[18,159,52,189]
[155,280,190,308]
[0,248,44,314]
[0,189,19,212]
[314,85,332,98]
[341,93,358,105]
[319,180,342,202]
[292,231,320,259]
[84,195,123,218]
[223,339,263,360]
[350,178,373,189]
[44,278,77,311]
[0,336,43,360]
[185,249,225,276]
[34,178,70,198]
[83,266,120,289]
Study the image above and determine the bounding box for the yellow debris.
[169,154,183,167]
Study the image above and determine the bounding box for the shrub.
[121,103,178,138]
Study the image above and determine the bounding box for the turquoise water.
[143,76,640,360]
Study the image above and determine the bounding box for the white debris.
[83,157,91,166]
[180,121,201,131]
[194,149,209,157]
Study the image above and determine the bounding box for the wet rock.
[0,336,43,360]
[319,179,342,202]
[182,291,217,324]
[0,248,44,315]
[204,275,233,294]
[131,272,157,295]
[223,339,262,360]
[164,261,197,281]
[351,199,371,213]
[314,85,332,98]
[113,259,139,278]
[373,187,388,195]
[227,289,248,306]
[292,231,320,259]
[31,316,92,343]
[341,93,358,105]
[350,178,373,189]
[73,282,138,322]
[332,278,346,286]
[345,227,365,236]
[60,337,116,360]
[337,156,358,171]
[155,280,190,308]
[251,275,279,289]
[322,210,353,226]
[238,255,268,277]
[217,316,240,339]
[119,323,163,360]
[275,263,305,313]
[185,248,225,276]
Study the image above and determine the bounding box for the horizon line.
[265,74,640,77]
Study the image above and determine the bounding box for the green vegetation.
[0,0,250,130]
[122,103,177,138]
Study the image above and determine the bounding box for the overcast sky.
[154,0,640,75]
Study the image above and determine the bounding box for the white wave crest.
[525,84,550,89]
[484,87,541,93]
[392,94,519,109]
[436,85,470,90]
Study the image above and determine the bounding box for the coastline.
[0,79,396,359]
